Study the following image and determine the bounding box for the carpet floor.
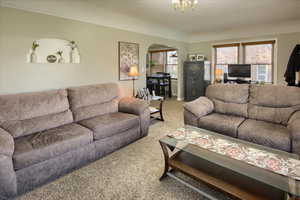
[15,99,232,200]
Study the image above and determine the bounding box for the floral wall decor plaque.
[119,41,139,81]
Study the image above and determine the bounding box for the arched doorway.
[146,44,178,99]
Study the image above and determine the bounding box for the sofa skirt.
[14,126,142,197]
[94,126,141,159]
[16,143,95,195]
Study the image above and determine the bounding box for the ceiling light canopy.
[172,0,198,12]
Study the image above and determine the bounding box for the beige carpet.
[16,99,231,200]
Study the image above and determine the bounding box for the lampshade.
[215,69,223,77]
[128,65,139,77]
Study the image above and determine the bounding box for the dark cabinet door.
[184,61,205,101]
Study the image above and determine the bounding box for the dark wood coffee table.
[159,126,300,200]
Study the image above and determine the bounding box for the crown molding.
[188,19,300,43]
[0,1,189,42]
[2,1,300,44]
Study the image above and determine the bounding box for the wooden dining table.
[147,74,172,98]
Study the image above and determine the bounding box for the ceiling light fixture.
[172,0,198,12]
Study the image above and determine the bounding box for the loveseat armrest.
[288,111,300,155]
[119,97,149,116]
[0,128,17,198]
[119,97,150,137]
[184,97,214,127]
[184,97,214,119]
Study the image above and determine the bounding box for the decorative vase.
[58,56,64,63]
[30,50,37,63]
[69,50,74,63]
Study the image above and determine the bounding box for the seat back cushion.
[249,85,300,125]
[68,83,120,121]
[0,89,73,138]
[206,84,249,118]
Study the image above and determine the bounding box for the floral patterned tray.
[168,127,300,180]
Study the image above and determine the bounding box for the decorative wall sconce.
[27,38,80,64]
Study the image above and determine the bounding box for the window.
[166,51,178,79]
[149,50,178,79]
[213,40,275,82]
[214,44,239,79]
[243,41,274,83]
[150,52,165,74]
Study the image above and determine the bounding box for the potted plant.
[56,50,64,63]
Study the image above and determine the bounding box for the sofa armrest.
[139,108,150,137]
[288,111,300,155]
[119,97,149,116]
[119,97,150,137]
[0,128,17,198]
[0,128,14,157]
[184,97,214,119]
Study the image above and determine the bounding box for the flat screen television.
[228,64,251,78]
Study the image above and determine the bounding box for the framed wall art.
[118,41,139,81]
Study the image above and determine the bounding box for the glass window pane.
[245,44,273,64]
[151,52,164,65]
[166,64,177,79]
[216,46,238,64]
[251,64,272,82]
[151,52,165,73]
[167,51,178,65]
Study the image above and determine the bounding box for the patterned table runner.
[168,128,300,180]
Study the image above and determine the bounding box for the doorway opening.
[146,44,178,99]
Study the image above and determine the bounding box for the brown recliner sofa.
[0,83,150,199]
[184,84,300,155]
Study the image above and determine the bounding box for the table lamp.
[215,69,223,83]
[128,65,139,96]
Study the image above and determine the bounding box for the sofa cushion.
[249,85,300,125]
[79,112,139,140]
[198,113,245,138]
[72,100,119,122]
[206,84,249,104]
[1,110,73,139]
[0,89,73,138]
[206,84,249,118]
[68,83,120,121]
[238,119,291,152]
[13,123,93,170]
[213,99,248,118]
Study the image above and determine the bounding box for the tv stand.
[236,79,250,84]
[226,79,251,84]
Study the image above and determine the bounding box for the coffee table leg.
[159,141,169,181]
[159,99,164,121]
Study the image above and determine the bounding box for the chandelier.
[172,0,198,12]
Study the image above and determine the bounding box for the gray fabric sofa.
[184,84,300,155]
[0,83,150,199]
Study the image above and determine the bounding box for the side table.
[149,96,164,121]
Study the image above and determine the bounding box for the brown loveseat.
[184,84,300,155]
[0,83,150,199]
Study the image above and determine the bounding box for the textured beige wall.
[0,7,187,98]
[188,33,300,85]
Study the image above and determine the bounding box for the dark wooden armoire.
[184,61,210,101]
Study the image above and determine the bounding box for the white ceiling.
[2,0,300,42]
